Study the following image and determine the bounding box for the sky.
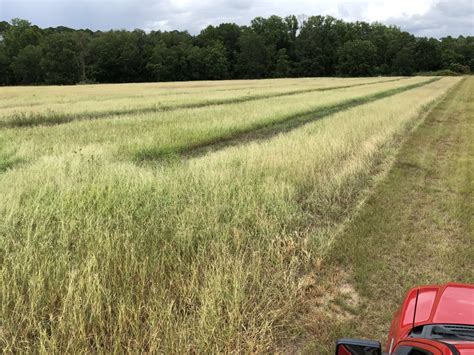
[0,0,473,38]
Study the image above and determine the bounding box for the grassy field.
[300,76,474,353]
[0,77,402,127]
[0,76,469,353]
[307,78,474,352]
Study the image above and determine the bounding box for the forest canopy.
[0,16,472,85]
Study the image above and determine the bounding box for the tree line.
[0,16,472,85]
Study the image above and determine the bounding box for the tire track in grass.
[0,80,311,110]
[0,78,406,129]
[135,78,440,163]
[0,157,23,173]
[299,77,473,354]
[0,79,355,110]
[0,142,23,173]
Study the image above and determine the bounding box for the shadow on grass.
[0,157,25,173]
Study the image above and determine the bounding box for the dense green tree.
[251,15,292,50]
[147,42,191,81]
[186,42,229,80]
[285,15,298,42]
[294,38,325,77]
[88,30,145,83]
[449,63,471,74]
[0,44,11,84]
[441,48,465,68]
[383,31,416,74]
[295,16,349,76]
[197,23,241,77]
[440,36,474,67]
[73,31,92,82]
[149,30,192,48]
[392,46,416,75]
[3,18,42,57]
[274,48,291,77]
[235,31,269,79]
[414,38,442,72]
[337,39,378,76]
[40,32,82,84]
[201,42,229,79]
[250,15,300,74]
[0,17,472,85]
[0,21,11,34]
[146,42,172,81]
[197,24,240,49]
[10,45,43,84]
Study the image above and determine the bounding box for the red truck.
[336,283,474,355]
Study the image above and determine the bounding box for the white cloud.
[364,0,432,21]
[385,0,474,37]
[0,0,472,37]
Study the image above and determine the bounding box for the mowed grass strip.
[0,141,23,172]
[0,77,460,353]
[0,77,402,128]
[137,78,440,162]
[115,77,437,162]
[0,77,431,165]
[298,77,473,354]
[0,77,391,110]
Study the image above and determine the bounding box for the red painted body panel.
[394,338,451,354]
[415,288,437,323]
[386,283,474,354]
[432,285,474,324]
[387,288,418,352]
[443,341,474,355]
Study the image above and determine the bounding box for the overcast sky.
[1,0,473,38]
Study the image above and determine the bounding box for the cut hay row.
[131,78,438,162]
[0,77,402,128]
[1,77,432,166]
[0,77,395,108]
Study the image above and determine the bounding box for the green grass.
[299,77,474,354]
[0,76,466,353]
[0,140,22,172]
[0,156,22,172]
[417,69,462,76]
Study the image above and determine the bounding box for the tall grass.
[0,77,393,109]
[0,77,398,127]
[2,77,429,164]
[0,77,460,352]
